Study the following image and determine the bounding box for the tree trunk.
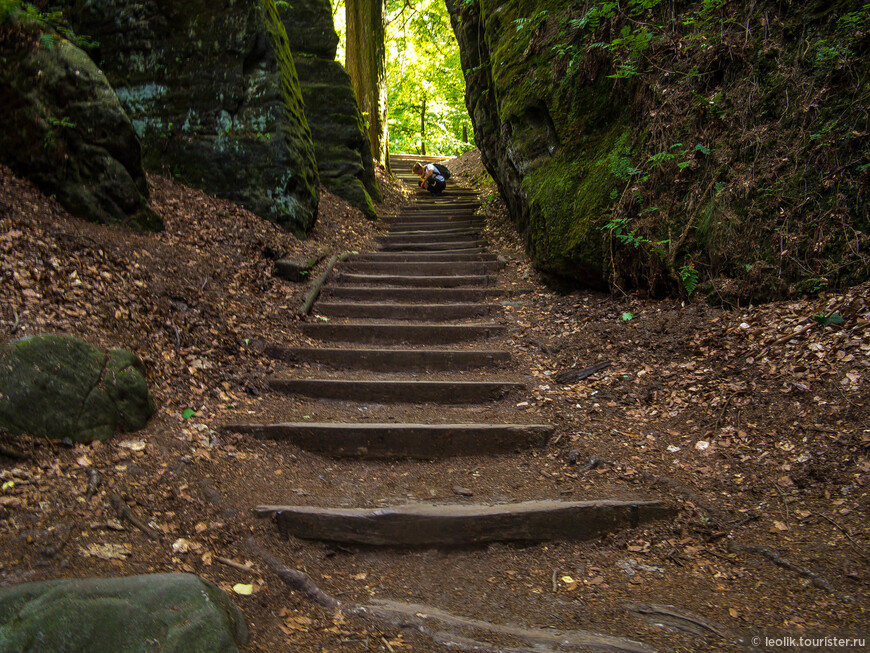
[345,0,390,171]
[420,96,427,156]
[462,124,468,143]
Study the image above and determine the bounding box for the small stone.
[452,486,474,497]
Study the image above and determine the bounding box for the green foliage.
[679,264,699,295]
[602,216,648,248]
[332,0,473,155]
[813,312,843,327]
[384,0,473,154]
[621,311,634,321]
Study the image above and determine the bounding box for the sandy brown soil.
[1,155,868,652]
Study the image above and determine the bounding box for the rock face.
[280,0,381,218]
[0,334,154,442]
[0,573,248,653]
[447,0,870,300]
[63,0,320,237]
[0,10,160,230]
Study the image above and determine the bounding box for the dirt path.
[1,160,867,652]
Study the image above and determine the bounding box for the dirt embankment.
[1,155,868,651]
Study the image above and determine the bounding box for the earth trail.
[230,168,675,651]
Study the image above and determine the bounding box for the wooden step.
[379,240,487,252]
[332,273,494,288]
[300,322,504,344]
[312,302,494,320]
[385,222,482,233]
[224,422,551,458]
[255,500,674,546]
[267,378,524,402]
[350,252,500,263]
[384,226,480,237]
[266,346,510,370]
[322,287,516,303]
[339,261,501,275]
[388,214,478,223]
[377,233,483,245]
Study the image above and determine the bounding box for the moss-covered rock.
[61,0,320,236]
[0,8,159,230]
[0,573,247,653]
[0,334,154,443]
[447,0,870,300]
[284,0,381,218]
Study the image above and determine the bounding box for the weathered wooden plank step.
[339,261,501,275]
[312,302,494,320]
[384,226,480,237]
[224,422,550,458]
[255,500,674,546]
[379,240,487,252]
[385,222,482,232]
[299,322,505,344]
[377,233,482,245]
[266,346,510,370]
[267,378,524,403]
[350,252,500,263]
[404,202,479,210]
[389,214,478,223]
[322,287,516,302]
[332,273,494,288]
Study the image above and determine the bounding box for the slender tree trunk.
[420,96,427,156]
[346,0,390,171]
[462,124,468,142]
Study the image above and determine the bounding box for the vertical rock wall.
[0,10,159,230]
[64,0,320,236]
[446,0,869,300]
[280,0,381,218]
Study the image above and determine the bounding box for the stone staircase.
[227,175,671,549]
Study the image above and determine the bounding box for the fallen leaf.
[81,542,132,560]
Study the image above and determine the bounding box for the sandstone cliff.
[448,0,869,301]
[63,0,320,236]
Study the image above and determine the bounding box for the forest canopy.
[333,0,474,156]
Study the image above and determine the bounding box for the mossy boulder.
[61,0,319,236]
[0,573,248,653]
[0,8,159,230]
[0,334,154,443]
[284,0,380,218]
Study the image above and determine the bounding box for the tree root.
[246,536,340,611]
[728,541,853,603]
[108,493,160,541]
[299,251,351,316]
[248,537,655,652]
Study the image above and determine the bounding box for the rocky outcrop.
[447,0,869,300]
[62,0,320,236]
[280,0,381,218]
[0,573,247,652]
[0,334,154,442]
[0,9,159,230]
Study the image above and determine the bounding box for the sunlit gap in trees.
[331,0,474,156]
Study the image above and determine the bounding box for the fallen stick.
[246,536,340,610]
[215,556,255,574]
[85,469,101,501]
[109,493,160,541]
[0,441,27,460]
[555,361,612,384]
[728,541,850,601]
[299,251,351,316]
